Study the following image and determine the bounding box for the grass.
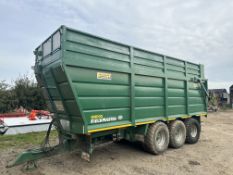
[0,130,58,150]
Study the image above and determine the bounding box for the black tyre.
[144,122,169,154]
[184,118,201,144]
[169,120,186,148]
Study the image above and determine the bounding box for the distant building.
[209,89,230,106]
[230,85,233,107]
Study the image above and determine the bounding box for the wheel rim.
[155,129,166,148]
[175,127,184,143]
[190,124,197,137]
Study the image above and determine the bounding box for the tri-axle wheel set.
[144,117,201,154]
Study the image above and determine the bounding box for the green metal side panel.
[34,26,208,135]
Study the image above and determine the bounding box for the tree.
[0,81,17,113]
[0,75,47,113]
[13,75,47,110]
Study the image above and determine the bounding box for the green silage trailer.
[8,26,208,168]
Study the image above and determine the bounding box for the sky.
[0,0,232,91]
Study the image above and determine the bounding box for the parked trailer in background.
[8,26,208,168]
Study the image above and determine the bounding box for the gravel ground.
[1,110,233,175]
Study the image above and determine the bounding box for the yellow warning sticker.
[97,72,112,80]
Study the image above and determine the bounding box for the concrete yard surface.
[1,110,233,175]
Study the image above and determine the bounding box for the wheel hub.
[175,127,184,143]
[190,125,197,137]
[156,130,166,148]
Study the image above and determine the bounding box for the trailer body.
[34,26,207,136]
